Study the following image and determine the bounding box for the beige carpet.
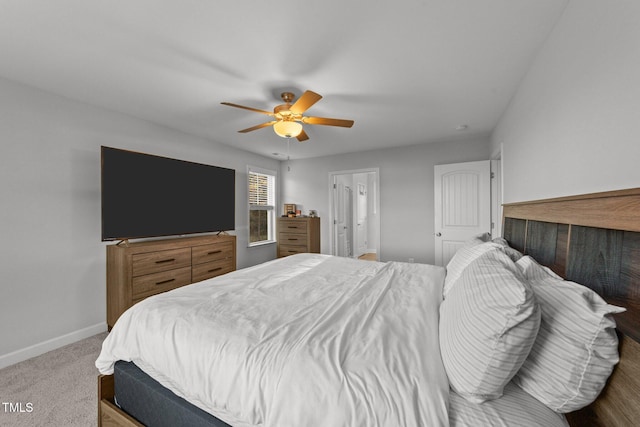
[0,332,108,427]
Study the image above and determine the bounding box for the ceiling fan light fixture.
[221,90,354,142]
[273,120,303,138]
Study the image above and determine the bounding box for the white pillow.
[443,235,503,297]
[492,237,524,262]
[514,256,625,413]
[440,250,541,403]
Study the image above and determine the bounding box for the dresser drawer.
[278,232,308,247]
[131,266,191,299]
[107,235,237,329]
[192,242,234,265]
[192,259,234,282]
[276,217,319,258]
[132,248,191,277]
[279,220,308,233]
[278,244,308,258]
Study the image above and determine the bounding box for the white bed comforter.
[96,254,449,427]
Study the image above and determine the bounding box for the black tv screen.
[101,146,235,241]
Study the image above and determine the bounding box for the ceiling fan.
[221,90,354,142]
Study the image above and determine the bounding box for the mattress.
[114,360,568,427]
[114,360,230,427]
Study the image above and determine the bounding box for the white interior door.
[355,182,368,257]
[335,181,345,256]
[434,160,491,266]
[332,177,353,257]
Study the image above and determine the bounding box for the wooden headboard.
[502,188,640,427]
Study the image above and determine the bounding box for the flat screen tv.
[101,146,235,241]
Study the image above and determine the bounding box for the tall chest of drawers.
[106,234,236,329]
[276,217,320,258]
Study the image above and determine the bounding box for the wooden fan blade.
[290,91,322,114]
[238,121,276,133]
[221,102,274,116]
[296,129,309,142]
[303,116,354,128]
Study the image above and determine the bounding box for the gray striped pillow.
[443,240,503,297]
[514,256,625,413]
[440,250,540,403]
[492,237,524,262]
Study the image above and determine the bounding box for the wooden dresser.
[106,234,236,329]
[277,217,320,258]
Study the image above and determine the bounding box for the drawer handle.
[155,258,175,264]
[288,238,299,241]
[208,267,223,273]
[156,278,175,285]
[208,250,222,255]
[287,226,298,228]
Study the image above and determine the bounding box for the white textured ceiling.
[0,1,567,159]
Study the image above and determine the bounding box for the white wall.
[492,0,640,203]
[0,77,278,367]
[281,136,491,264]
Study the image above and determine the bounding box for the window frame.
[247,165,277,247]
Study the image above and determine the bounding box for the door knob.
[435,232,442,237]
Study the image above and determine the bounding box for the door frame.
[491,144,503,238]
[328,168,380,260]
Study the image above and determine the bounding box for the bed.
[96,188,640,427]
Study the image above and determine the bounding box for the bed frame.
[502,188,640,427]
[98,188,640,427]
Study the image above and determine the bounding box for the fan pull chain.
[287,139,291,172]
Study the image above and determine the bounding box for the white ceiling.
[0,1,568,159]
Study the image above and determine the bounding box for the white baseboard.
[0,322,108,370]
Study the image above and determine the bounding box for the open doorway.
[329,168,380,261]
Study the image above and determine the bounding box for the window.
[248,166,276,246]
